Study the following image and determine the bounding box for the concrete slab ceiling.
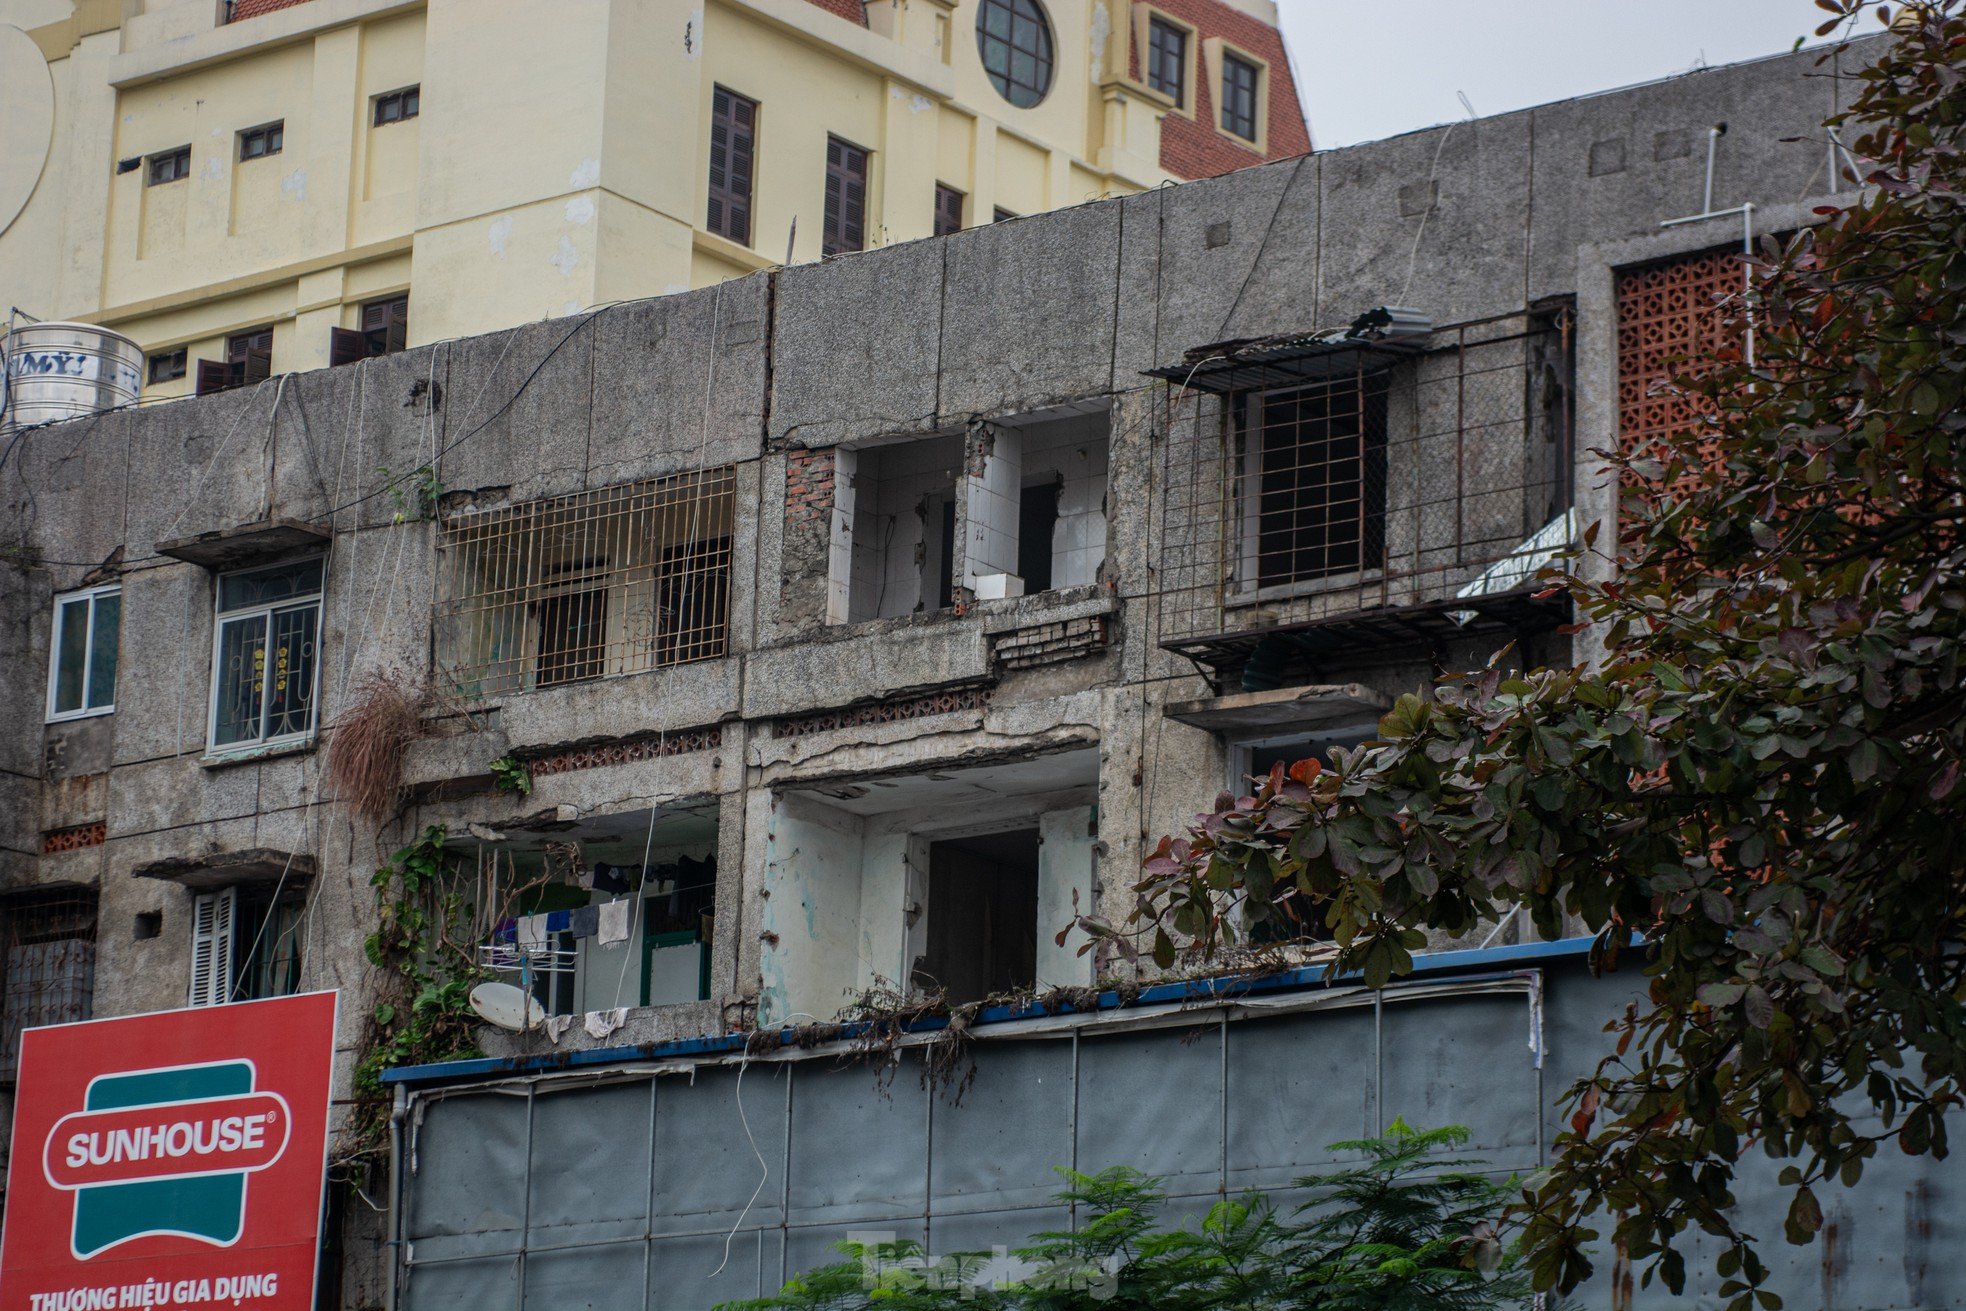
[1163,684,1391,735]
[783,746,1101,817]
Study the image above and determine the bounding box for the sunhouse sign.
[0,993,336,1311]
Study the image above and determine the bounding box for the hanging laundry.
[597,898,632,946]
[569,905,600,939]
[543,1014,575,1044]
[515,914,548,950]
[584,1007,627,1040]
[591,863,632,895]
[544,909,572,934]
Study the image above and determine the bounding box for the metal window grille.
[823,136,869,256]
[435,469,737,697]
[1,891,97,1080]
[1153,307,1574,664]
[1221,54,1259,140]
[976,0,1054,109]
[934,183,965,237]
[1148,16,1187,105]
[708,87,758,245]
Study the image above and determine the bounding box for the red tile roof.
[1130,0,1311,179]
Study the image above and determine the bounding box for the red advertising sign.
[0,992,337,1311]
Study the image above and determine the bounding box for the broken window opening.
[917,828,1040,1003]
[435,468,736,697]
[962,406,1110,602]
[766,749,1099,1023]
[1232,725,1375,946]
[1238,374,1389,591]
[0,890,97,1080]
[464,803,722,1016]
[836,434,964,623]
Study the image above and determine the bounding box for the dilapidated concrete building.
[8,33,1953,1311]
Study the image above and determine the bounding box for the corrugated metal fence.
[392,951,1963,1310]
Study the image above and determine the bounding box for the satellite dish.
[469,982,545,1032]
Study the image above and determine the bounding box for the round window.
[976,0,1054,109]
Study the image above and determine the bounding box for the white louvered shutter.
[188,888,237,1007]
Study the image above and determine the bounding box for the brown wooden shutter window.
[707,87,758,246]
[823,136,869,257]
[934,184,965,238]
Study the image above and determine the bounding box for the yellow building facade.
[0,0,1299,399]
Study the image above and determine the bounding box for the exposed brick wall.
[1131,0,1312,180]
[784,447,836,531]
[803,0,870,25]
[224,0,316,21]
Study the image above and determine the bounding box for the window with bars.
[435,469,737,697]
[46,584,120,722]
[707,86,758,245]
[188,883,305,1007]
[197,325,274,394]
[238,121,284,161]
[209,557,323,752]
[1221,52,1260,141]
[1237,375,1390,589]
[373,85,419,127]
[1,892,97,1080]
[1147,15,1188,106]
[934,183,965,237]
[823,136,870,256]
[976,0,1054,109]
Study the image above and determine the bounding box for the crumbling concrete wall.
[0,33,1892,1301]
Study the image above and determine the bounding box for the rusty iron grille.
[772,686,990,739]
[526,724,724,778]
[1,891,97,1079]
[435,469,736,698]
[1153,307,1574,661]
[1616,248,1744,503]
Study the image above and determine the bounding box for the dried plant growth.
[325,670,427,822]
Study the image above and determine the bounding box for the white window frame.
[187,887,237,1008]
[206,557,325,755]
[45,583,121,723]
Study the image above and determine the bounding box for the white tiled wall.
[843,433,964,621]
[1017,410,1110,589]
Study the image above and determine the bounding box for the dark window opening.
[147,348,186,385]
[937,497,957,611]
[534,588,608,689]
[373,85,420,127]
[1017,481,1059,594]
[238,121,284,161]
[993,206,1018,224]
[934,183,965,237]
[1239,729,1374,945]
[708,86,758,245]
[918,829,1040,1003]
[147,147,191,187]
[976,0,1054,109]
[1246,376,1388,587]
[655,536,732,666]
[1,891,97,1079]
[134,911,163,941]
[1221,53,1260,141]
[823,135,870,256]
[1147,16,1188,105]
[231,883,305,1001]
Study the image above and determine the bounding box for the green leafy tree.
[1083,7,1966,1306]
[720,1123,1529,1311]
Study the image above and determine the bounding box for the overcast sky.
[1277,1,1853,149]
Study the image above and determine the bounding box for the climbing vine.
[349,825,485,1148]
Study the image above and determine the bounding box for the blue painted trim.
[382,934,1610,1089]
